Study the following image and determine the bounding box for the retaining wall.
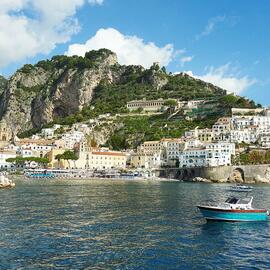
[157,164,270,183]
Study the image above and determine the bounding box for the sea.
[1,178,270,270]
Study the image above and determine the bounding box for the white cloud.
[180,56,193,67]
[66,28,175,68]
[185,64,256,94]
[0,0,26,12]
[0,0,103,68]
[88,0,104,5]
[196,16,225,40]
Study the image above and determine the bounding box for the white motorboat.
[229,184,253,192]
[198,196,269,222]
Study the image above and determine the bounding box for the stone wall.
[157,164,270,183]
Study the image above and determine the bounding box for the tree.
[34,157,49,168]
[55,154,63,168]
[6,156,49,169]
[135,107,143,113]
[249,151,264,164]
[61,150,78,168]
[54,127,65,135]
[265,151,270,164]
[161,66,167,74]
[6,158,17,169]
[109,134,127,150]
[164,99,177,106]
[239,151,266,165]
[6,157,25,167]
[239,153,249,165]
[90,138,97,147]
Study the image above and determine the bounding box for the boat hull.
[230,188,253,192]
[198,206,268,222]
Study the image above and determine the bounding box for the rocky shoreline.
[158,164,270,184]
[188,175,270,184]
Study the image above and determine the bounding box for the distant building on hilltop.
[126,98,178,112]
[231,107,264,116]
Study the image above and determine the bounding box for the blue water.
[1,179,270,269]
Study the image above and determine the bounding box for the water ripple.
[1,179,270,269]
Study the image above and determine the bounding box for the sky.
[0,0,270,105]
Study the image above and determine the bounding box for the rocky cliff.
[0,49,230,134]
[0,76,7,95]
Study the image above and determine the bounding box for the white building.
[186,99,207,109]
[41,124,61,139]
[62,131,85,149]
[184,128,213,142]
[184,129,196,139]
[179,142,235,168]
[41,128,55,139]
[0,150,16,170]
[166,139,185,166]
[231,107,264,116]
[15,139,55,157]
[231,116,270,130]
[138,140,164,154]
[212,118,231,134]
[231,116,253,130]
[252,116,270,127]
[21,148,33,158]
[77,149,127,170]
[179,147,207,168]
[184,139,204,149]
[230,130,257,144]
[130,152,163,169]
[258,134,270,148]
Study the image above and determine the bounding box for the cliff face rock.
[0,48,228,135]
[138,63,168,90]
[0,49,121,133]
[0,75,7,94]
[91,121,124,146]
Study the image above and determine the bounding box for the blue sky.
[1,0,269,105]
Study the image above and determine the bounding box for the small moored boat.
[197,196,268,222]
[229,184,253,192]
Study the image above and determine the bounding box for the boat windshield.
[225,197,239,204]
[238,197,252,204]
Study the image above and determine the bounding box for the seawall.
[157,164,270,183]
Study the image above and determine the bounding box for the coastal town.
[1,1,270,268]
[0,97,269,180]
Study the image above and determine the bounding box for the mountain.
[0,49,257,137]
[0,75,7,95]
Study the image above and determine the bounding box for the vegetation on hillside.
[238,150,270,165]
[219,95,260,109]
[21,49,115,73]
[14,49,261,147]
[163,73,225,100]
[105,114,219,150]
